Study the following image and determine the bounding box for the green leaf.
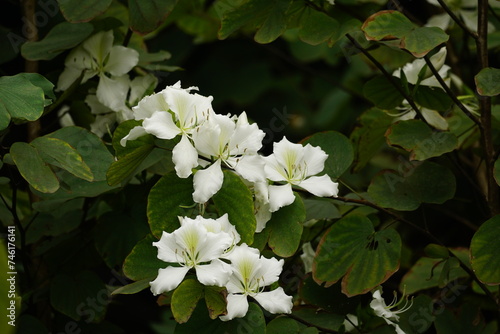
[401,26,449,58]
[21,22,93,60]
[470,215,500,285]
[0,74,45,129]
[213,171,256,245]
[223,303,265,334]
[398,295,435,334]
[10,142,59,193]
[363,76,405,109]
[94,211,150,268]
[367,161,456,211]
[128,0,177,34]
[46,126,114,181]
[111,278,152,295]
[106,144,154,186]
[313,215,401,296]
[386,119,458,160]
[253,0,292,44]
[267,317,300,334]
[350,108,394,172]
[50,270,107,321]
[31,137,93,181]
[298,7,340,46]
[204,286,227,319]
[475,67,500,96]
[362,10,414,40]
[302,131,354,179]
[434,304,490,334]
[18,73,56,101]
[400,256,468,294]
[123,234,165,281]
[291,308,344,332]
[267,194,305,257]
[147,172,194,238]
[172,279,205,323]
[414,85,453,111]
[362,11,448,57]
[57,0,112,22]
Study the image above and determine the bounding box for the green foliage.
[475,67,500,96]
[470,215,500,285]
[57,0,113,22]
[314,215,401,296]
[128,0,178,34]
[171,279,205,323]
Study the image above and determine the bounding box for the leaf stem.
[435,0,478,40]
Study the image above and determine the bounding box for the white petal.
[196,259,232,287]
[129,74,158,106]
[82,30,113,64]
[90,114,115,137]
[263,155,287,182]
[300,242,315,274]
[422,108,449,130]
[85,94,112,115]
[192,159,224,203]
[143,111,179,139]
[132,90,170,120]
[172,135,199,178]
[219,294,249,321]
[106,45,139,76]
[253,287,293,314]
[257,257,284,285]
[57,66,84,91]
[302,144,328,176]
[233,155,266,182]
[96,75,129,111]
[298,175,339,197]
[120,125,147,147]
[268,183,295,212]
[153,231,180,263]
[150,266,190,295]
[272,137,305,171]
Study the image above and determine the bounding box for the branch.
[435,0,478,40]
[344,33,431,128]
[422,55,481,126]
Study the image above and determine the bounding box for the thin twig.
[435,0,478,40]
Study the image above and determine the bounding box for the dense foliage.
[1,0,500,333]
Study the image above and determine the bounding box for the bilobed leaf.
[253,0,292,44]
[298,7,340,46]
[363,75,405,109]
[57,0,112,22]
[123,234,166,281]
[112,120,155,157]
[0,74,45,128]
[267,317,300,334]
[21,22,93,60]
[147,172,194,237]
[128,0,177,34]
[10,142,59,193]
[204,286,227,319]
[213,171,256,245]
[302,131,354,179]
[367,161,456,211]
[414,85,453,111]
[362,10,414,41]
[362,10,448,57]
[350,108,393,172]
[475,67,500,96]
[106,144,155,186]
[31,137,93,181]
[470,215,500,285]
[292,306,345,331]
[267,194,305,257]
[171,279,204,323]
[313,215,401,296]
[50,270,107,321]
[386,119,458,160]
[17,73,56,101]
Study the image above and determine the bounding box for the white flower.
[219,244,293,321]
[121,81,213,178]
[300,242,315,273]
[392,101,449,130]
[149,217,233,295]
[370,288,412,334]
[252,181,272,233]
[57,30,139,111]
[263,137,338,212]
[191,112,266,203]
[343,314,359,333]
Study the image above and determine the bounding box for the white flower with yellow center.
[220,244,293,321]
[264,137,338,212]
[57,30,139,111]
[149,217,233,295]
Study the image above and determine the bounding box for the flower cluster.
[150,214,293,320]
[57,30,158,137]
[121,81,339,231]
